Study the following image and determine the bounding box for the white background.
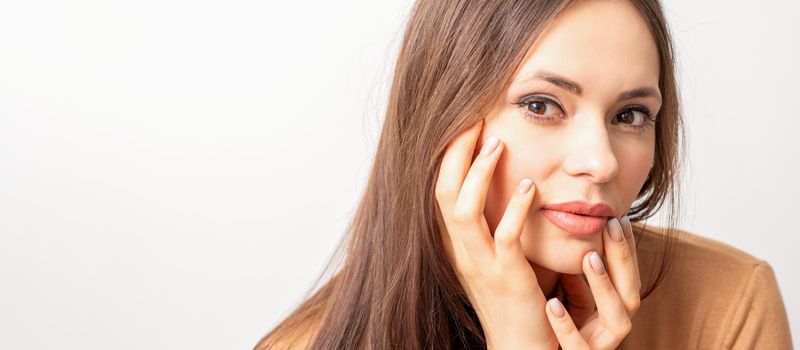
[0,1,797,349]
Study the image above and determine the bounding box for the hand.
[434,119,556,349]
[545,216,642,349]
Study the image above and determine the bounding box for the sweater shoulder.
[632,222,765,272]
[621,222,791,349]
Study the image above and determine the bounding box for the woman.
[257,0,792,349]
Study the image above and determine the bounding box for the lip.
[539,201,614,236]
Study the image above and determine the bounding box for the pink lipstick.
[540,201,614,236]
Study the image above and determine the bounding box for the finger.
[450,135,503,255]
[619,215,640,278]
[435,120,495,259]
[546,298,590,350]
[453,135,502,221]
[582,250,632,333]
[435,119,484,210]
[603,218,642,316]
[493,178,536,266]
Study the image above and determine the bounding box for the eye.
[613,106,657,132]
[513,95,567,124]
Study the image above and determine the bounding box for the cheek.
[615,140,656,205]
[481,135,654,230]
[482,138,556,231]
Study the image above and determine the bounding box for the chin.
[523,231,605,275]
[535,256,585,274]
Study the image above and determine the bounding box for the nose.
[562,114,619,183]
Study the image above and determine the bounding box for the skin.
[435,0,657,348]
[483,0,660,290]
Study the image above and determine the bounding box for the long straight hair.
[257,0,684,348]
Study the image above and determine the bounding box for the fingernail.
[589,251,605,275]
[481,136,499,155]
[517,178,532,194]
[548,298,566,318]
[620,216,632,239]
[607,217,623,242]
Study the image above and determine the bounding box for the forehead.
[512,0,660,93]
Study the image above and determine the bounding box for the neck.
[532,264,561,299]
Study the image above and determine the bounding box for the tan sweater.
[263,224,792,349]
[619,223,793,349]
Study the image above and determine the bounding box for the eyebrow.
[515,70,662,103]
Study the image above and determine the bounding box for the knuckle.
[615,246,632,263]
[617,318,633,336]
[627,297,641,314]
[562,324,580,337]
[551,315,572,332]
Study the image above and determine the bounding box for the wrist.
[484,329,556,350]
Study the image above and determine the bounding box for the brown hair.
[256,0,684,348]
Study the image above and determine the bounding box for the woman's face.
[480,0,661,274]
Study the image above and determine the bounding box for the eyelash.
[512,95,657,132]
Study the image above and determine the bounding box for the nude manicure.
[589,251,605,275]
[608,217,624,242]
[481,136,499,155]
[620,215,633,239]
[548,298,566,318]
[517,178,532,194]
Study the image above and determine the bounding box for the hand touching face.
[436,120,643,350]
